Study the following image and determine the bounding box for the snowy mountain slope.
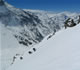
[0,0,80,70]
[0,23,28,70]
[7,24,80,70]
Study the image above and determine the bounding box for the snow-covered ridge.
[24,9,80,27]
[8,23,80,70]
[0,0,80,70]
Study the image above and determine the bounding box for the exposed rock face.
[64,18,76,29]
[78,16,80,23]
